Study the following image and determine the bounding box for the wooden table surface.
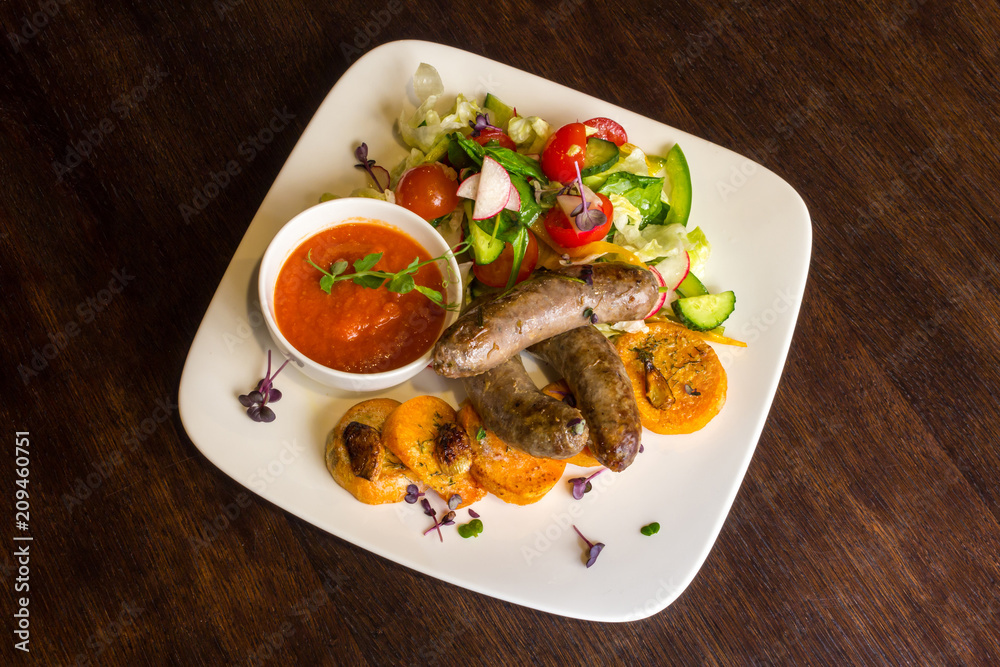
[3,0,999,664]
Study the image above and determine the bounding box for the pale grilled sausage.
[529,325,642,471]
[433,262,658,378]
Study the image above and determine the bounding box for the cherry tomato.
[542,194,614,248]
[583,117,628,146]
[472,231,539,287]
[394,163,460,221]
[540,122,587,183]
[473,128,517,151]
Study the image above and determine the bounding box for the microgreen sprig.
[568,469,604,500]
[238,350,289,423]
[353,143,390,191]
[457,518,484,539]
[306,241,470,311]
[404,484,425,504]
[469,112,497,137]
[572,525,605,568]
[421,500,456,542]
[570,162,607,232]
[640,522,660,536]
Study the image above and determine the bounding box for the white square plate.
[179,40,811,622]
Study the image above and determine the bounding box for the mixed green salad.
[324,63,737,337]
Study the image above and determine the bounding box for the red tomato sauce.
[274,221,447,373]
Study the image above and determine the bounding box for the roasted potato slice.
[325,398,417,504]
[614,321,727,434]
[457,402,566,505]
[539,380,602,468]
[381,396,485,508]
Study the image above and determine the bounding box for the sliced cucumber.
[465,202,504,265]
[483,93,515,131]
[423,135,450,164]
[671,291,735,331]
[581,137,620,177]
[663,143,692,226]
[675,272,708,298]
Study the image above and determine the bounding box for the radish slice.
[645,265,668,318]
[504,183,521,212]
[654,251,690,291]
[456,173,480,199]
[472,156,511,220]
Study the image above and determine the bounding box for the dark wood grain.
[2,0,999,664]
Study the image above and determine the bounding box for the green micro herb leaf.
[306,241,470,310]
[476,427,486,442]
[457,518,484,539]
[640,522,660,536]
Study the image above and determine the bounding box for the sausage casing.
[528,325,642,471]
[433,262,658,378]
[461,354,588,460]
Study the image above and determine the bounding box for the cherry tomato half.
[542,194,614,248]
[473,128,517,151]
[540,122,587,183]
[394,163,460,221]
[472,231,539,287]
[583,117,628,146]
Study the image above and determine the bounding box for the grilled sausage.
[433,262,658,378]
[461,353,589,459]
[529,325,642,471]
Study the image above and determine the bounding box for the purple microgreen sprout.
[684,383,702,396]
[639,443,645,454]
[578,264,594,286]
[568,468,604,500]
[572,525,605,568]
[447,494,462,510]
[353,143,390,191]
[569,163,607,232]
[468,112,497,137]
[583,307,597,324]
[468,508,480,519]
[238,350,290,423]
[404,485,425,504]
[422,509,456,542]
[420,498,434,517]
[567,417,586,436]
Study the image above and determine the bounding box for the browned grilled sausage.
[528,325,642,471]
[461,354,589,459]
[433,262,658,378]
